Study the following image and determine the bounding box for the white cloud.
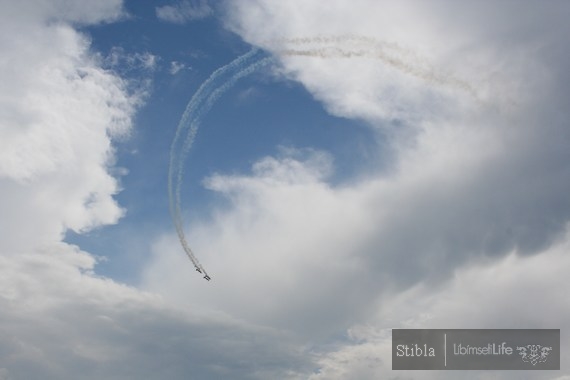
[169,60,186,75]
[0,4,138,254]
[105,48,160,73]
[156,0,213,24]
[223,0,569,124]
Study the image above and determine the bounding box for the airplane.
[195,268,202,274]
[203,275,211,281]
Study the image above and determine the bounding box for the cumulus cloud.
[156,0,213,24]
[0,2,138,253]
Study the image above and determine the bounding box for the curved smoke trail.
[169,49,272,278]
[170,36,478,280]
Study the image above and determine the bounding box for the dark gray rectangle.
[392,329,560,370]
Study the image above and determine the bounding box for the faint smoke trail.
[169,49,271,278]
[170,36,477,280]
[275,36,478,98]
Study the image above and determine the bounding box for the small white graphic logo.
[516,345,552,366]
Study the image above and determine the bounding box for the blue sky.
[1,1,570,379]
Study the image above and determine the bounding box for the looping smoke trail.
[169,49,272,279]
[170,36,479,281]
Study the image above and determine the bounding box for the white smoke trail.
[169,49,271,278]
[170,36,478,280]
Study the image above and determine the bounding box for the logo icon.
[516,344,552,366]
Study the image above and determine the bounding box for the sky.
[0,0,569,379]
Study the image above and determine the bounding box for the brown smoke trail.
[272,36,478,99]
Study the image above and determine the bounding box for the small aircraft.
[195,268,202,274]
[203,275,211,281]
